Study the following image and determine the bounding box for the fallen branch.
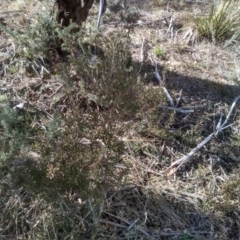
[131,15,172,27]
[161,87,195,113]
[163,95,240,175]
[176,89,183,107]
[160,105,194,113]
[154,62,162,83]
[162,87,174,107]
[165,16,174,40]
[149,54,162,84]
[139,37,147,72]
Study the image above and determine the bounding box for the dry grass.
[1,0,240,239]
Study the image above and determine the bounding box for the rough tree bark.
[56,0,95,27]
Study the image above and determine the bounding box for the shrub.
[195,0,240,43]
[0,23,143,237]
[0,4,166,237]
[0,25,140,201]
[153,46,166,59]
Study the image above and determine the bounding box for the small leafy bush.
[120,7,140,25]
[153,46,166,59]
[195,0,240,43]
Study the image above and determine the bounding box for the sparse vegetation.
[1,0,240,239]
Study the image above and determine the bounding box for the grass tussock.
[195,0,240,43]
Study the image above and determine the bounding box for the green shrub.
[0,24,142,237]
[153,46,166,59]
[195,0,240,43]
[1,26,140,200]
[0,9,84,77]
[0,5,167,237]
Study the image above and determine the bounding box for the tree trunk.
[56,0,95,27]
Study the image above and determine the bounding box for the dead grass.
[1,0,240,239]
